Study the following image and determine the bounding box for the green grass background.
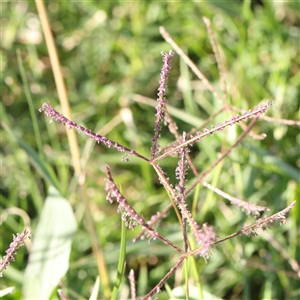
[1,1,299,299]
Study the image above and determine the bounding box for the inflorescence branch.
[151,50,174,159]
[152,162,218,259]
[239,201,296,237]
[105,166,183,253]
[152,101,272,162]
[0,228,31,277]
[141,256,186,300]
[39,103,149,163]
[209,201,296,248]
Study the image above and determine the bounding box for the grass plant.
[1,1,299,299]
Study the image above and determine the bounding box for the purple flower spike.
[151,50,174,159]
[240,201,296,237]
[194,223,218,260]
[105,166,146,230]
[158,50,174,99]
[39,103,144,161]
[0,229,31,277]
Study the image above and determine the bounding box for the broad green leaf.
[22,187,77,299]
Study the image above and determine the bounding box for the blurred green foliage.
[1,1,299,299]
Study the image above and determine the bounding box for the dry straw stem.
[35,1,111,297]
[257,115,300,126]
[260,231,300,278]
[201,17,267,141]
[35,0,81,174]
[159,26,226,107]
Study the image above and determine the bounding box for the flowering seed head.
[0,229,31,277]
[151,50,174,159]
[39,103,133,158]
[104,166,146,230]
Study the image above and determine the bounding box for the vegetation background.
[1,1,299,299]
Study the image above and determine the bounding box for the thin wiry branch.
[260,230,300,278]
[141,256,186,300]
[38,37,298,299]
[201,181,269,216]
[203,17,228,99]
[160,26,226,107]
[258,115,300,126]
[153,109,268,220]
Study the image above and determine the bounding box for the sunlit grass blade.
[16,49,44,159]
[111,218,127,300]
[89,276,100,300]
[2,122,61,194]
